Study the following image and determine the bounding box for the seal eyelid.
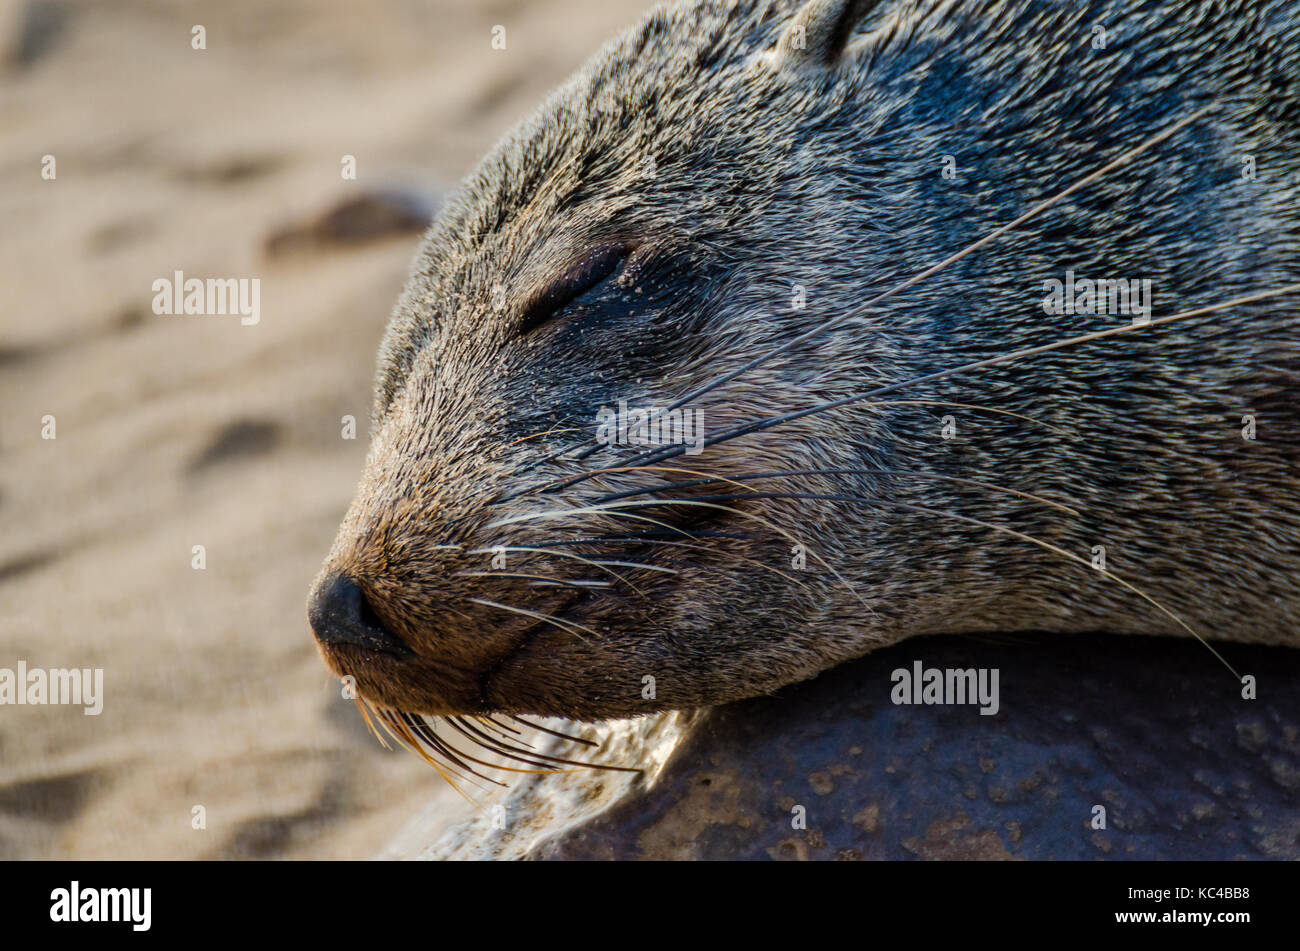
[518,241,632,335]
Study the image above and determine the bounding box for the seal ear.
[774,0,882,68]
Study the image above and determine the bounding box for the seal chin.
[315,638,491,715]
[474,617,557,715]
[479,625,626,721]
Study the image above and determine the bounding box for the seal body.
[309,0,1300,721]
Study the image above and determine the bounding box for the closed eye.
[518,241,632,335]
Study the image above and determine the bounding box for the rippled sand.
[0,0,649,859]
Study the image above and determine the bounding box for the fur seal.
[308,0,1300,748]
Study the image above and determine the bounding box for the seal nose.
[308,572,412,657]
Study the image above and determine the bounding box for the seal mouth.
[314,586,639,796]
[473,587,596,710]
[310,566,598,716]
[307,570,488,714]
[476,613,558,711]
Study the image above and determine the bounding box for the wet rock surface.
[528,634,1300,860]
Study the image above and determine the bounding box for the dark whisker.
[402,713,509,785]
[484,714,526,737]
[509,715,599,747]
[440,717,578,772]
[370,708,481,799]
[465,715,536,747]
[449,716,639,773]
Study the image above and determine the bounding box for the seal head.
[309,0,1300,720]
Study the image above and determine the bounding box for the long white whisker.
[469,597,602,640]
[464,544,648,593]
[489,498,878,619]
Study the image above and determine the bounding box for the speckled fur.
[312,0,1300,720]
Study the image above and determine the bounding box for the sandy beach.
[0,0,651,859]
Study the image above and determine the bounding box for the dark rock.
[528,634,1299,860]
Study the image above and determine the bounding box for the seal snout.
[307,571,413,659]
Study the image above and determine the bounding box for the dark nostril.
[308,572,413,658]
